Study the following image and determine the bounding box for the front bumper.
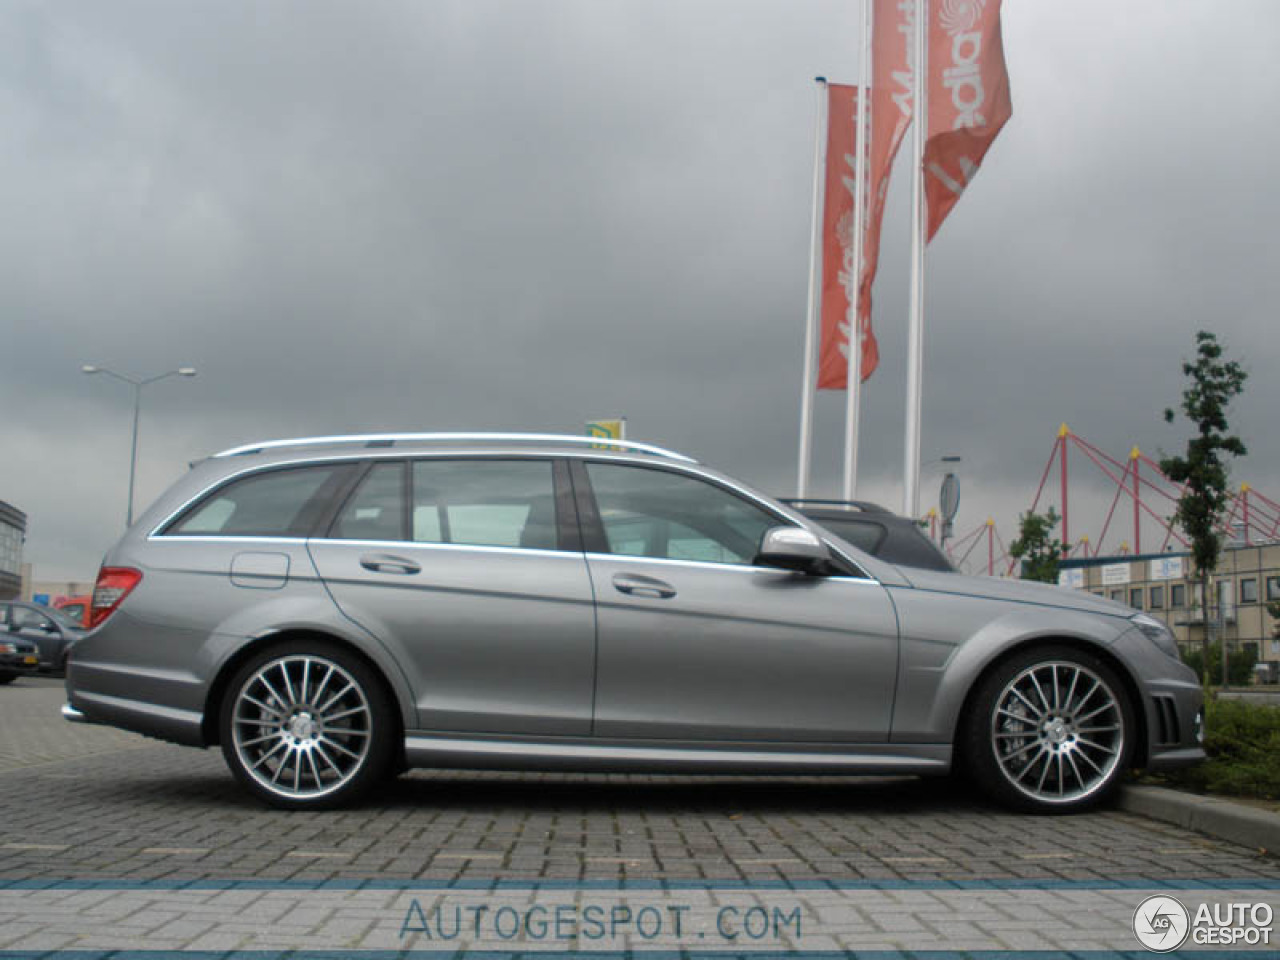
[0,652,40,674]
[1143,681,1205,769]
[1147,745,1206,771]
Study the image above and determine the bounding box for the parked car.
[64,433,1204,812]
[783,499,954,572]
[54,594,93,629]
[0,633,40,684]
[1,601,84,676]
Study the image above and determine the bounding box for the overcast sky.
[5,0,1279,582]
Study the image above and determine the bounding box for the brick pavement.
[1,677,1278,952]
[0,678,148,771]
[1,885,1278,952]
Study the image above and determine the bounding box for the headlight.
[1132,613,1181,661]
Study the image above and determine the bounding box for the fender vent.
[1151,694,1181,746]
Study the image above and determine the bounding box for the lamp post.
[82,365,197,527]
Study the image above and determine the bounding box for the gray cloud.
[3,0,1278,579]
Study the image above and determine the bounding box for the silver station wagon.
[65,433,1204,812]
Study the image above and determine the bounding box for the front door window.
[584,463,777,565]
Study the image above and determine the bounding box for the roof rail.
[779,498,892,514]
[213,432,697,463]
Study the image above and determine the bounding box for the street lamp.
[82,365,198,527]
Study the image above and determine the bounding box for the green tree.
[1160,331,1248,684]
[1009,507,1068,584]
[1182,642,1259,687]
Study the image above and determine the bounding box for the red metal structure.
[938,424,1280,577]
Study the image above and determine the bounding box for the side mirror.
[754,526,832,575]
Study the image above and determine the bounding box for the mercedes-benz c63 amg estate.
[65,433,1204,812]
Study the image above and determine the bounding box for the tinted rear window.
[166,465,346,537]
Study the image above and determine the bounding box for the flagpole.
[841,1,873,502]
[797,76,828,498]
[902,0,927,520]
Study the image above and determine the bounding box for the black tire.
[961,644,1135,813]
[0,671,16,686]
[218,639,396,810]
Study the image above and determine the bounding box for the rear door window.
[330,462,406,541]
[411,460,558,550]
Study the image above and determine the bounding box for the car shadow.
[60,764,990,818]
[375,771,987,816]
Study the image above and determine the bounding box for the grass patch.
[1144,696,1280,802]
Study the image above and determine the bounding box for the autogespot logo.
[1133,895,1191,952]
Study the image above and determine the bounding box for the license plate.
[22,656,37,665]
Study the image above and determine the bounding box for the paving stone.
[3,677,1280,952]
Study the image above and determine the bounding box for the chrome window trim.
[214,432,696,463]
[316,538,581,559]
[583,551,878,583]
[150,449,873,583]
[150,452,559,537]
[146,535,310,545]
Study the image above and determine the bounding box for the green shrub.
[1153,696,1280,800]
[1182,642,1259,686]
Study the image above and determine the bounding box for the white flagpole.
[902,0,928,520]
[841,0,873,501]
[797,76,828,498]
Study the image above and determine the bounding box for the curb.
[1119,784,1280,854]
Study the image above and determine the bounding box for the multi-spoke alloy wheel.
[964,646,1133,812]
[220,642,393,809]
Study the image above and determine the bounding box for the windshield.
[45,605,84,631]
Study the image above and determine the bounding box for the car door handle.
[612,573,676,599]
[359,553,421,575]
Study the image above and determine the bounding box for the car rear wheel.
[219,641,395,810]
[962,645,1134,813]
[0,671,15,686]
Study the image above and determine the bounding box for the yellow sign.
[586,418,626,449]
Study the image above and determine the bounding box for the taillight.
[90,567,143,629]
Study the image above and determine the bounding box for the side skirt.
[403,733,951,775]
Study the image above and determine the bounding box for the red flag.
[925,0,1012,240]
[818,1,913,391]
[816,84,868,390]
[857,0,914,364]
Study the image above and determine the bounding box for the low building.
[1058,542,1280,671]
[0,502,26,601]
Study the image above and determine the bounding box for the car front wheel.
[963,645,1134,813]
[219,641,395,810]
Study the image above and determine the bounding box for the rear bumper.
[64,609,212,747]
[62,703,89,724]
[64,689,205,746]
